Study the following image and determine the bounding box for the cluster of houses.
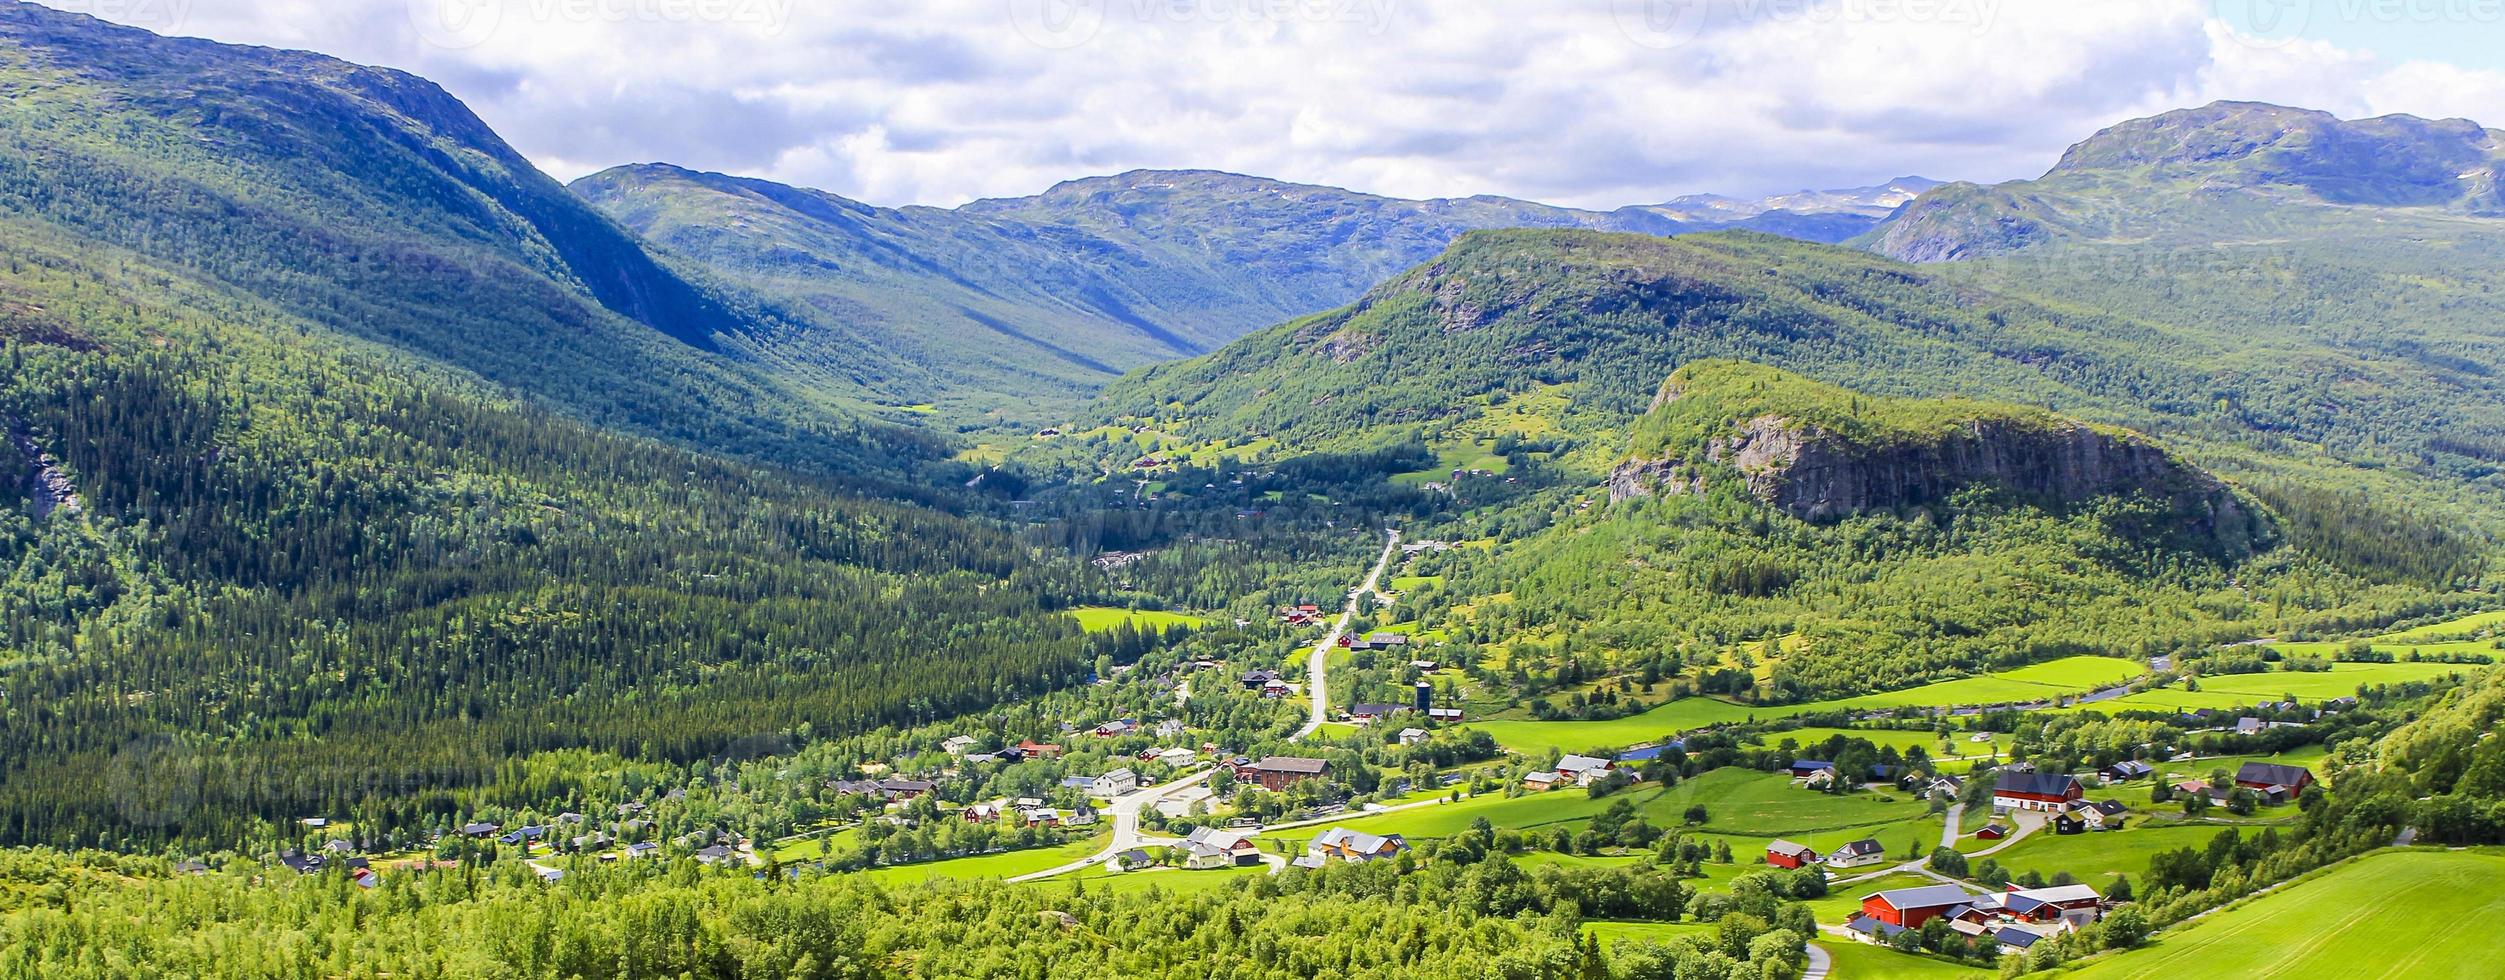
[1764,837,1891,870]
[965,798,1100,829]
[1227,755,1331,791]
[1240,669,1295,699]
[1276,604,1325,626]
[1347,681,1465,725]
[1523,754,1614,791]
[2172,761,2318,807]
[1848,882,2108,955]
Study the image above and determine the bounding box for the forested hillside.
[576,166,1915,420]
[0,0,936,477]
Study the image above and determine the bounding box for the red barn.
[1859,884,1978,930]
[1991,770,2084,811]
[1766,839,1818,869]
[1245,756,1329,791]
[2234,762,2315,799]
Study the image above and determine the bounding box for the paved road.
[1293,529,1403,741]
[1938,803,1964,848]
[1801,941,1832,980]
[1831,810,2045,888]
[1006,767,1215,882]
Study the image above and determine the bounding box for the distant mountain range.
[575,166,1936,418]
[1866,101,2505,262]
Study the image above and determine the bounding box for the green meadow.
[859,834,1110,885]
[1821,940,1995,979]
[1471,656,2145,755]
[2053,849,2505,980]
[1065,607,1212,634]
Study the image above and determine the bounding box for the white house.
[1091,768,1140,797]
[941,735,978,756]
[1397,727,1429,746]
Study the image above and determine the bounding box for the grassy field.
[2360,609,2505,642]
[1755,726,2013,762]
[1065,607,1211,634]
[1030,863,1267,897]
[1470,656,2144,755]
[1983,823,2224,888]
[1585,920,1715,948]
[2053,849,2505,979]
[1821,940,1994,979]
[859,834,1110,885]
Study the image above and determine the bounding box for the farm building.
[1242,756,1329,791]
[1766,840,1819,869]
[1309,827,1408,863]
[2234,762,2316,802]
[1992,770,2084,811]
[1858,883,1977,929]
[1826,839,1888,868]
[2101,760,2154,781]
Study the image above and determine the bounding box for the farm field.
[2179,662,2472,700]
[860,834,1110,885]
[1645,769,1933,845]
[1065,607,1211,634]
[1471,656,2144,755]
[2054,849,2505,980]
[2154,747,2328,786]
[2362,609,2505,642]
[1820,940,1994,979]
[1584,920,1715,947]
[1031,863,1267,896]
[1755,726,2012,761]
[1982,823,2224,888]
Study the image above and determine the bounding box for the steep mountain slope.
[0,0,934,476]
[1616,360,2267,560]
[1860,102,2505,491]
[0,1,1121,848]
[575,166,1917,417]
[1868,102,2505,262]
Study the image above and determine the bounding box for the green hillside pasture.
[2371,609,2505,641]
[1820,940,1994,979]
[1030,862,1266,896]
[1471,656,2144,755]
[1065,607,1213,634]
[1983,823,2227,889]
[1646,769,1932,842]
[860,834,1110,885]
[1754,726,2013,761]
[2057,661,2471,715]
[1585,920,1716,948]
[2054,849,2505,980]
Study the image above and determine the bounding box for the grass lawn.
[2363,609,2505,641]
[1512,851,1650,871]
[1820,940,1994,979]
[1388,575,1444,593]
[2155,747,2328,786]
[1981,823,2223,888]
[1065,607,1211,634]
[1756,726,2013,762]
[1032,863,1266,897]
[1643,769,1932,840]
[768,826,861,862]
[1470,657,2144,755]
[859,834,1109,885]
[1584,920,1715,948]
[2053,849,2505,979]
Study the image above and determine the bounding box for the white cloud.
[40,0,2505,209]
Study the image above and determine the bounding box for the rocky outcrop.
[1614,413,2266,559]
[6,415,81,519]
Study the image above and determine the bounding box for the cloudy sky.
[50,0,2505,208]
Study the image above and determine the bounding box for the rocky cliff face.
[1613,413,2264,558]
[6,415,80,519]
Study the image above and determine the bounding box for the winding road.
[1294,529,1403,741]
[1004,767,1215,883]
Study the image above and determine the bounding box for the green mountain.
[1859,102,2505,498]
[0,0,1125,847]
[1868,101,2505,262]
[574,166,1913,420]
[0,0,942,476]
